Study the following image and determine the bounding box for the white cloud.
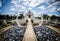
[10,7,15,11]
[28,7,32,10]
[43,1,60,13]
[57,7,60,11]
[38,6,46,10]
[29,0,45,7]
[21,0,45,7]
[45,0,55,5]
[11,0,26,12]
[19,9,25,12]
[50,7,57,12]
[47,1,60,8]
[10,0,60,16]
[0,1,2,7]
[44,7,57,14]
[20,5,26,9]
[21,0,56,9]
[11,0,26,9]
[11,0,18,5]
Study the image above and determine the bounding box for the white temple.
[25,10,34,19]
[16,10,45,26]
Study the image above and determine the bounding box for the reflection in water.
[0,25,60,41]
[34,25,60,41]
[1,26,26,41]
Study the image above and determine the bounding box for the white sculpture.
[16,12,20,26]
[39,14,43,26]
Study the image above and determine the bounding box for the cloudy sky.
[0,0,60,16]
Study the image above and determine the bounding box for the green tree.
[19,14,24,19]
[50,15,57,20]
[43,14,49,20]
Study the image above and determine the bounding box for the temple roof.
[27,10,33,15]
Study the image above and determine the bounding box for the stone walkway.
[0,25,13,35]
[47,25,60,34]
[23,18,37,41]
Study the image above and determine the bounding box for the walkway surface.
[47,25,60,34]
[23,18,37,41]
[0,25,13,35]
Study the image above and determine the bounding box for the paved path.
[0,25,13,35]
[46,25,60,34]
[23,18,37,41]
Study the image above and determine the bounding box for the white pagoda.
[25,10,34,19]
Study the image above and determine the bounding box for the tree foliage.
[50,15,57,20]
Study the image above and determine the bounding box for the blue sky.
[0,0,60,16]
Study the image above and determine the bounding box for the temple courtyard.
[0,11,60,41]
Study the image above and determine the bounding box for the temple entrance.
[25,10,34,19]
[28,15,31,18]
